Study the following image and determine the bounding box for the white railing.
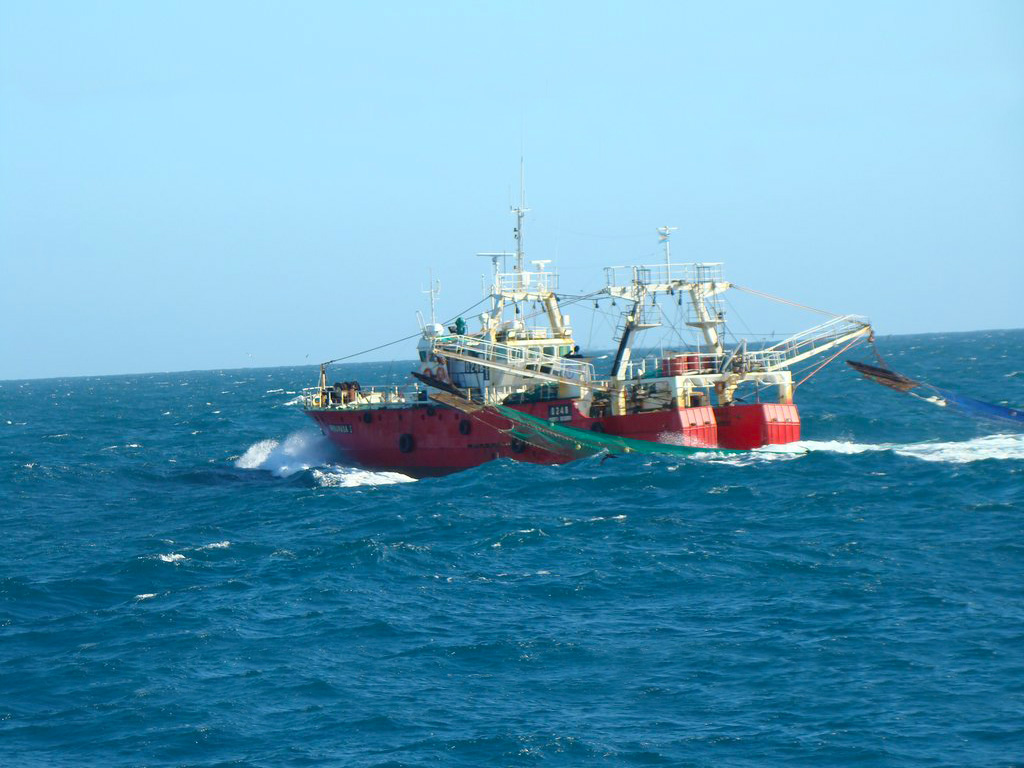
[636,318,867,379]
[432,334,594,384]
[644,317,869,376]
[604,262,724,292]
[498,326,566,341]
[301,385,410,409]
[751,315,871,371]
[497,270,558,294]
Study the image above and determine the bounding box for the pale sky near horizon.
[2,1,1022,381]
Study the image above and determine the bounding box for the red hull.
[306,399,800,476]
[714,403,801,450]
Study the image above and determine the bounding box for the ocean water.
[2,330,1023,767]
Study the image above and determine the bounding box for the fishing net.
[429,392,742,458]
[493,406,736,457]
[848,359,1024,427]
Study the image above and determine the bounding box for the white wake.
[796,434,1024,464]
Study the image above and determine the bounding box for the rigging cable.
[793,334,869,390]
[320,295,491,366]
[730,285,840,318]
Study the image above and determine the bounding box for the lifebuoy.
[458,419,472,435]
[312,394,323,407]
[434,366,448,381]
[398,433,415,453]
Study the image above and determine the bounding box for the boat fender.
[510,439,526,454]
[458,419,472,435]
[398,433,415,453]
[362,411,373,424]
[434,366,448,381]
[426,405,436,416]
[590,422,605,433]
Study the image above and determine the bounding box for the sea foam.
[311,468,415,488]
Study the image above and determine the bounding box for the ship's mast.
[658,225,677,271]
[686,264,725,356]
[512,159,529,291]
[422,269,440,325]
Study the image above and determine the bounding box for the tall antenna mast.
[511,158,530,289]
[422,269,440,324]
[658,226,678,270]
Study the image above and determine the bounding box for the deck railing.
[300,385,409,410]
[431,334,595,384]
[604,262,724,292]
[497,270,559,294]
[753,315,871,371]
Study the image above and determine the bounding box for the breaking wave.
[235,430,415,486]
[234,430,339,477]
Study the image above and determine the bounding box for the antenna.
[658,226,678,270]
[421,269,440,324]
[511,158,530,289]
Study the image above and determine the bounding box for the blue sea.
[2,330,1023,767]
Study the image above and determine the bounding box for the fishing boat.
[302,194,873,476]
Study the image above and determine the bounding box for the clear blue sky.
[2,1,1022,380]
